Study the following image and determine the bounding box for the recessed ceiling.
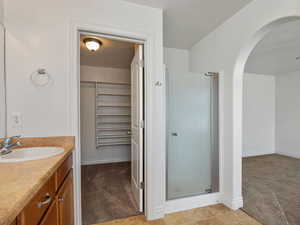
[121,0,253,49]
[245,20,300,76]
[80,35,135,69]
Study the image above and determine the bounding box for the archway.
[232,16,300,211]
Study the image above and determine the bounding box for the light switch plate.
[11,112,22,128]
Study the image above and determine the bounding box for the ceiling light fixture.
[83,38,102,52]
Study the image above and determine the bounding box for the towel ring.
[31,68,53,87]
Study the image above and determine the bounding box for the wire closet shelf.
[94,81,131,148]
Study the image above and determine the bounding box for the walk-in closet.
[80,34,144,225]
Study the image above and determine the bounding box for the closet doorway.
[79,33,145,225]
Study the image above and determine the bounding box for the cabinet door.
[55,154,73,191]
[57,170,74,225]
[39,199,59,225]
[20,175,56,225]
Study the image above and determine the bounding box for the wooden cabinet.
[57,171,74,225]
[20,175,55,225]
[55,154,73,191]
[17,153,73,225]
[39,199,59,225]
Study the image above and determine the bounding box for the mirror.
[0,23,6,137]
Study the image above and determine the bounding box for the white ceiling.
[245,20,300,76]
[122,0,253,49]
[80,35,134,69]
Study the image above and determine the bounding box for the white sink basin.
[0,147,64,163]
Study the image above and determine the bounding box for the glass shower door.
[166,69,219,200]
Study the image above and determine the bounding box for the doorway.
[241,19,300,225]
[79,33,145,225]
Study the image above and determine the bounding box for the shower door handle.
[171,132,178,136]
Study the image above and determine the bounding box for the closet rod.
[81,81,130,85]
[97,142,131,147]
[97,93,131,96]
[96,121,131,124]
[96,114,131,116]
[96,105,131,108]
[96,135,131,139]
[96,128,130,131]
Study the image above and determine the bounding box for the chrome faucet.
[0,135,22,155]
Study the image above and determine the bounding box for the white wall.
[243,71,300,159]
[0,0,3,24]
[4,0,164,220]
[189,0,300,209]
[4,0,162,137]
[0,0,4,137]
[81,66,131,84]
[80,65,131,165]
[276,70,300,159]
[243,73,275,157]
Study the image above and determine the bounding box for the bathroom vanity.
[0,137,74,225]
[19,153,73,225]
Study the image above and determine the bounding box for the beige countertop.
[0,136,75,225]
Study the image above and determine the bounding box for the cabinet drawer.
[39,199,58,225]
[20,175,55,225]
[55,154,72,191]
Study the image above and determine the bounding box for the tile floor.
[93,204,262,225]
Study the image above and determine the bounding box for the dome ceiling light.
[83,38,102,52]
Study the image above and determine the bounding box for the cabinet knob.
[58,197,64,202]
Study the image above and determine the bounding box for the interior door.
[131,44,144,212]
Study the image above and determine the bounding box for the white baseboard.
[223,196,243,210]
[81,158,130,165]
[276,151,300,159]
[147,205,165,220]
[243,152,275,158]
[165,193,222,214]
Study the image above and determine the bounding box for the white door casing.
[131,44,144,212]
[0,24,5,138]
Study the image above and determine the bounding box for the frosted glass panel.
[166,69,219,200]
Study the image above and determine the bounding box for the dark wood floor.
[243,154,300,225]
[81,162,141,225]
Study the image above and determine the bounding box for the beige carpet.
[243,154,300,225]
[81,162,141,225]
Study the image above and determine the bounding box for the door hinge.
[138,59,144,68]
[140,120,145,129]
[140,181,145,189]
[205,187,212,193]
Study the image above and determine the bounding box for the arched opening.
[233,16,300,224]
